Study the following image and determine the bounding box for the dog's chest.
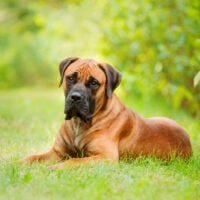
[73,120,82,137]
[71,120,88,150]
[74,129,83,147]
[66,118,93,156]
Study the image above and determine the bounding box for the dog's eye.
[66,73,77,84]
[90,80,98,86]
[88,78,100,89]
[68,76,75,81]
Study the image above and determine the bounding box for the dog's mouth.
[65,105,91,123]
[65,98,95,123]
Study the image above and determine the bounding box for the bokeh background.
[0,0,200,116]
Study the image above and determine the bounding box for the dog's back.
[118,110,192,160]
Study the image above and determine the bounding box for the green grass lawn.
[0,89,199,200]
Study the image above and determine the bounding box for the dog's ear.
[59,57,79,87]
[98,63,122,98]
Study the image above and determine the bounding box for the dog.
[22,57,192,169]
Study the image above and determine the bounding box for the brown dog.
[22,57,192,169]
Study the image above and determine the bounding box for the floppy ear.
[59,57,79,87]
[98,63,122,98]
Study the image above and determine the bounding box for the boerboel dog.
[22,57,192,169]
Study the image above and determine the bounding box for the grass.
[0,89,199,200]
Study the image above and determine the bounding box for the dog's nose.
[70,92,82,101]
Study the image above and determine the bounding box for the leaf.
[194,71,200,87]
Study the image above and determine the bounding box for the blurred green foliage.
[98,0,200,116]
[0,0,199,116]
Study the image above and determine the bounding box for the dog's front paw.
[48,162,67,170]
[19,155,39,165]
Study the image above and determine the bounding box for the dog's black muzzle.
[64,85,95,123]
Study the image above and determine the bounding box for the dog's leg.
[48,141,119,170]
[47,154,119,170]
[47,155,103,170]
[20,148,62,164]
[21,122,74,164]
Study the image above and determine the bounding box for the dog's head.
[59,57,121,123]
